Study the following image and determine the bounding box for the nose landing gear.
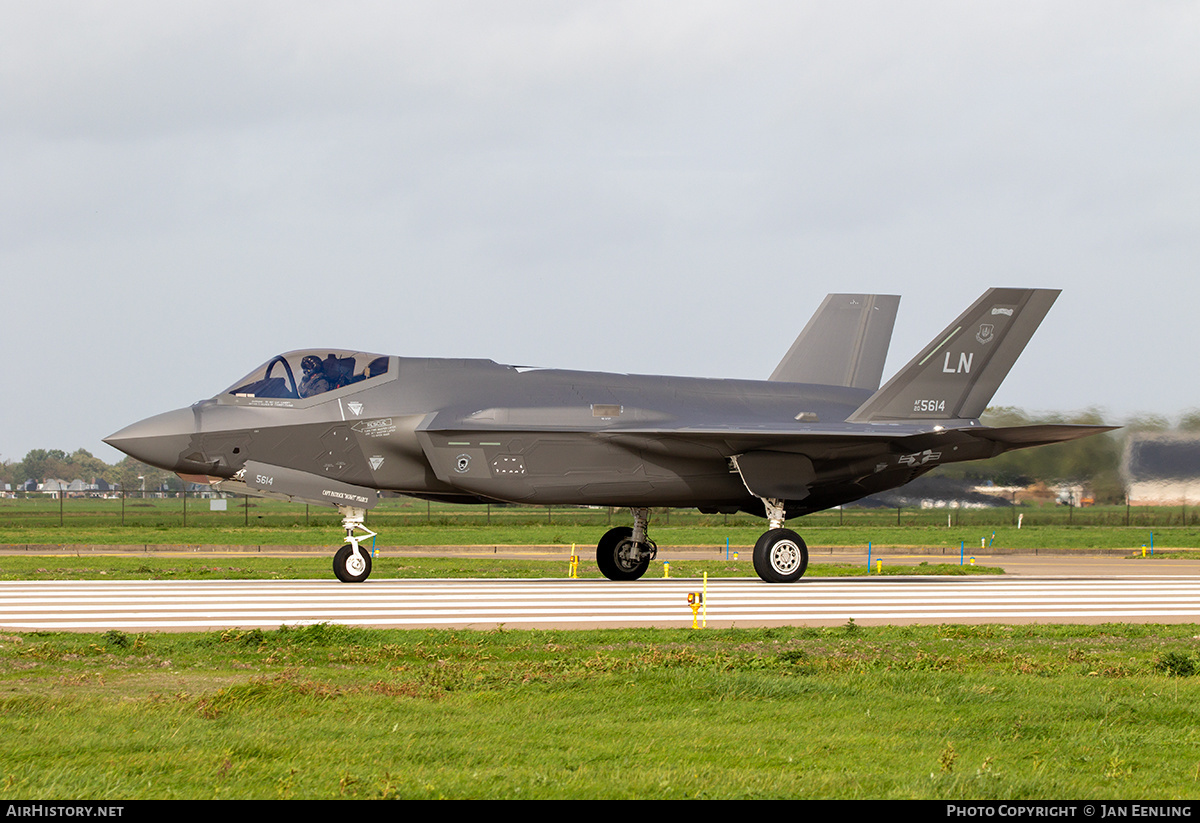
[332,506,376,583]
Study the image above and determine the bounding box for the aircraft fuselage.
[109,355,980,518]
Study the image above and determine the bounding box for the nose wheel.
[332,506,376,583]
[333,543,373,583]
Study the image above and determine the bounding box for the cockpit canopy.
[225,350,390,400]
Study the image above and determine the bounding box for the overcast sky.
[3,1,1197,466]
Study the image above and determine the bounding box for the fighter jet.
[105,288,1112,584]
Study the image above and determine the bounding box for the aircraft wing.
[599,422,1117,457]
[418,414,1115,501]
[598,423,1117,504]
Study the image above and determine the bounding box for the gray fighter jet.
[105,288,1112,584]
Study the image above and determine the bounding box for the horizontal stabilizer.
[847,288,1059,423]
[770,294,900,390]
[964,423,1120,451]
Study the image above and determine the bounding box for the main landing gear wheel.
[333,543,372,583]
[596,526,652,581]
[753,528,808,583]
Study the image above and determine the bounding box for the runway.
[1,575,1199,631]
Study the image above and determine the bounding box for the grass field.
[2,507,1197,800]
[2,495,1198,530]
[2,622,1199,799]
[1,523,1196,555]
[0,554,1001,581]
[2,497,1198,554]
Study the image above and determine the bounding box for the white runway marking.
[1,576,1198,630]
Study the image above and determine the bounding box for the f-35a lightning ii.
[105,288,1112,584]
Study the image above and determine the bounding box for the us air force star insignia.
[898,449,942,467]
[454,454,471,473]
[976,324,995,345]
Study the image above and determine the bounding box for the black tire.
[596,526,649,581]
[752,528,808,583]
[333,543,372,583]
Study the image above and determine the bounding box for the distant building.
[30,478,115,498]
[40,479,69,498]
[1122,433,1200,506]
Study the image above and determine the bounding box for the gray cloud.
[2,1,1197,464]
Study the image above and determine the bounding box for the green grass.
[0,555,1000,581]
[2,497,1198,550]
[2,623,1200,798]
[3,501,1193,799]
[3,521,1199,553]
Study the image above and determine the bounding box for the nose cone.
[104,407,197,471]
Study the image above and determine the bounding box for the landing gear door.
[732,452,816,501]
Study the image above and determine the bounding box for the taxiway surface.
[2,571,1198,631]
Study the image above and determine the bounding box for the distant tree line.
[0,449,180,493]
[2,408,1198,504]
[933,407,1200,504]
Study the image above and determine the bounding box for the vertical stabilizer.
[845,288,1059,423]
[769,294,900,390]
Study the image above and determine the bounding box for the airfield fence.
[0,491,1197,530]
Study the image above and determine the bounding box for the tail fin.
[769,293,900,390]
[846,288,1059,423]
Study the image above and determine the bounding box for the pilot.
[299,355,331,397]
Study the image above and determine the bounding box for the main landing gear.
[751,497,808,583]
[332,506,376,583]
[593,500,808,583]
[596,507,657,581]
[753,529,808,583]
